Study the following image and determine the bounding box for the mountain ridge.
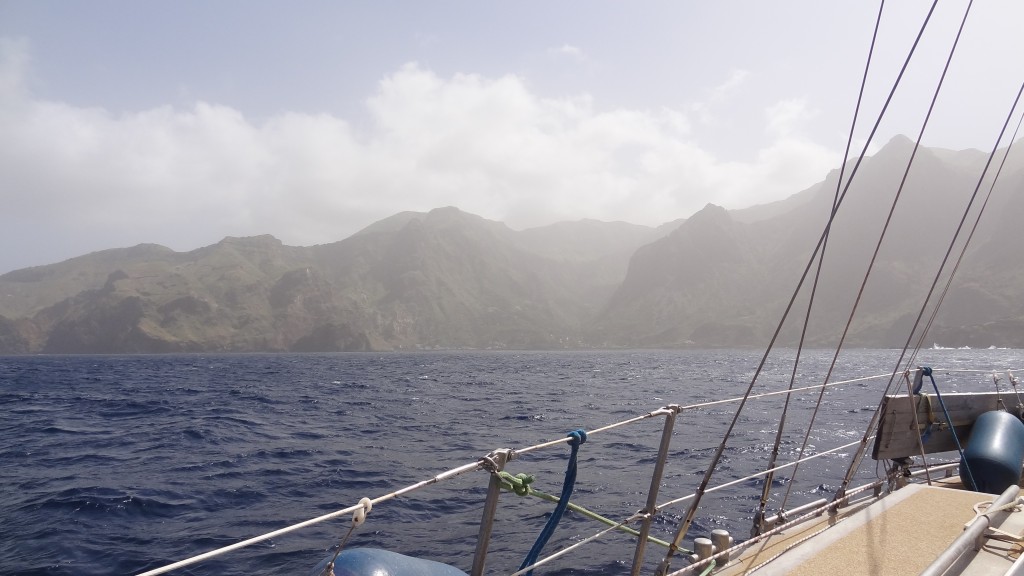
[2,138,1022,353]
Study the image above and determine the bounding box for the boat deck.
[717,479,1024,575]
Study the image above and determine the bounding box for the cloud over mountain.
[0,41,841,273]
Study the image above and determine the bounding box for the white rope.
[516,374,890,458]
[657,437,869,511]
[517,373,894,457]
[514,409,668,457]
[968,497,1024,528]
[135,461,481,576]
[675,372,891,412]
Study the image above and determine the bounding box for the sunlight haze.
[1,0,1021,273]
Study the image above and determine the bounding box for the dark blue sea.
[3,349,1021,575]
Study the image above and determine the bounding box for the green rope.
[498,471,678,551]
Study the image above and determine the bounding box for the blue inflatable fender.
[311,548,469,576]
[960,410,1024,494]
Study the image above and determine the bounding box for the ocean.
[2,348,1020,575]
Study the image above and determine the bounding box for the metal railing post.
[471,449,511,576]
[630,406,681,576]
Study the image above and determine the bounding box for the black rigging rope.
[753,0,888,533]
[904,109,1024,372]
[778,0,979,499]
[656,3,942,572]
[837,34,1024,500]
[784,0,975,514]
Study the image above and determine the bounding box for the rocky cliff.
[2,139,1022,353]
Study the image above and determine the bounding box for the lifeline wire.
[135,368,927,576]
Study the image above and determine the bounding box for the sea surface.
[2,348,1022,576]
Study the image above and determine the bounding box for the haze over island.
[2,1,1024,274]
[2,135,1023,354]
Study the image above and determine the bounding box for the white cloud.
[549,43,586,60]
[0,47,840,272]
[712,69,750,99]
[766,98,818,137]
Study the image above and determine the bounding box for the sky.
[1,1,1023,273]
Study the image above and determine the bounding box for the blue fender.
[311,548,469,576]
[960,410,1024,494]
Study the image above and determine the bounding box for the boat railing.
[135,368,1015,576]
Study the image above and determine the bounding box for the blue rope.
[922,367,977,490]
[519,429,587,576]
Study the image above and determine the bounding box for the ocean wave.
[4,349,1015,575]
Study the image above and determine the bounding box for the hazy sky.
[1,1,1022,273]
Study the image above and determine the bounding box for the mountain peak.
[423,206,470,225]
[877,134,916,156]
[697,202,727,215]
[684,203,731,228]
[215,234,283,247]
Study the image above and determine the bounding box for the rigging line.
[513,438,872,576]
[904,370,935,486]
[795,0,977,508]
[905,106,1024,370]
[835,2,1003,496]
[515,374,895,460]
[1010,371,1024,412]
[900,81,1024,386]
[680,373,892,411]
[669,481,889,576]
[517,375,894,459]
[905,364,937,481]
[847,86,1024,498]
[756,0,888,528]
[512,434,878,576]
[656,3,941,570]
[657,438,869,511]
[514,410,666,458]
